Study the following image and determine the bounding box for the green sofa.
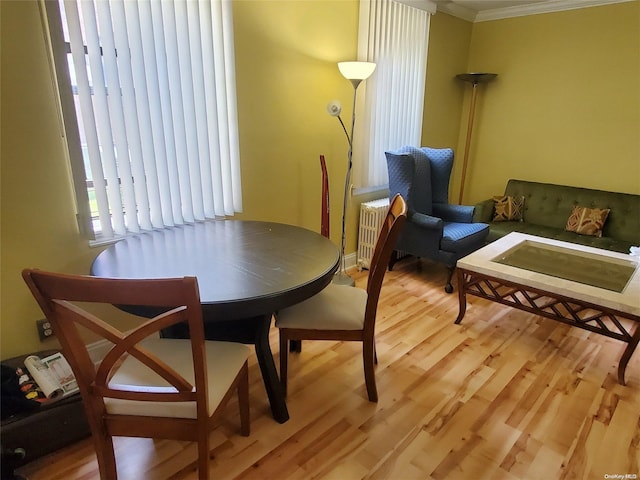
[473,179,640,254]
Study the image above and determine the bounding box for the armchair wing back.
[386,148,432,216]
[419,147,454,205]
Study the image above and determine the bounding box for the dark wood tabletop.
[91,220,340,423]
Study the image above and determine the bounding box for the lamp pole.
[456,72,497,204]
[329,61,376,286]
[335,84,358,285]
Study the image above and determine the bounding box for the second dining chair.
[276,194,408,402]
[22,270,251,480]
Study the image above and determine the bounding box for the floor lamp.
[327,61,376,286]
[456,72,497,204]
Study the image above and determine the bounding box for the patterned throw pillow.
[492,196,525,222]
[565,206,610,237]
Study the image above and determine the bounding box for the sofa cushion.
[565,206,610,237]
[492,195,525,222]
[485,220,632,253]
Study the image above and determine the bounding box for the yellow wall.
[2,1,638,359]
[1,1,99,358]
[454,1,640,203]
[423,13,473,149]
[232,0,384,256]
[233,0,358,230]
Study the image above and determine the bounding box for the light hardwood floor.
[17,259,640,480]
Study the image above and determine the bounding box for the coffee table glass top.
[492,240,637,292]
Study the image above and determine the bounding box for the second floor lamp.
[456,72,497,204]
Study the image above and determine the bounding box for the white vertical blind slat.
[80,1,126,234]
[199,0,224,218]
[95,0,139,234]
[218,0,242,214]
[160,1,190,226]
[111,0,152,231]
[175,0,200,223]
[138,1,174,227]
[149,0,181,227]
[63,0,114,237]
[123,0,164,229]
[186,0,212,221]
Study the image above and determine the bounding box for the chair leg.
[238,362,250,436]
[279,331,289,397]
[445,266,455,293]
[90,419,118,480]
[363,338,378,402]
[196,421,210,480]
[374,338,378,365]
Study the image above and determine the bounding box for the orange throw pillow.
[565,206,610,237]
[492,195,525,222]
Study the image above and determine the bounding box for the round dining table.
[91,220,340,423]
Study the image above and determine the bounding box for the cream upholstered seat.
[22,270,250,480]
[276,194,407,402]
[276,284,368,331]
[105,338,249,419]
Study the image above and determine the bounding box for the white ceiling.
[431,0,633,22]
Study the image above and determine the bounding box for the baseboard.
[87,339,111,365]
[344,251,357,270]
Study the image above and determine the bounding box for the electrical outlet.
[36,319,54,341]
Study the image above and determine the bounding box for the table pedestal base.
[162,314,289,424]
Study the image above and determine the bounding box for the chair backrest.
[386,147,433,215]
[363,194,408,332]
[21,270,209,416]
[419,147,454,205]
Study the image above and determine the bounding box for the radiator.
[357,198,391,269]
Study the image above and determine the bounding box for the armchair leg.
[445,266,455,294]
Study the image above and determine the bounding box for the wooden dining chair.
[276,194,407,402]
[22,271,250,480]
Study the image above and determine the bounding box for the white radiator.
[357,198,391,269]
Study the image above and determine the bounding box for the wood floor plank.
[16,258,640,479]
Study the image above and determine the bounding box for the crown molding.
[437,2,477,21]
[436,0,635,22]
[396,0,438,14]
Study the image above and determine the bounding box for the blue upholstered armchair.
[385,146,489,292]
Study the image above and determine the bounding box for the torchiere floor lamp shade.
[456,72,497,204]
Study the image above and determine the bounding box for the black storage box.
[1,350,91,468]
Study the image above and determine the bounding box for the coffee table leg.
[455,268,467,325]
[618,326,640,386]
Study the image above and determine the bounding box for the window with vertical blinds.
[43,0,242,243]
[354,0,434,189]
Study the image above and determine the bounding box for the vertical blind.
[355,0,434,188]
[45,0,242,242]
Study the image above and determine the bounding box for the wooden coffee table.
[455,232,640,385]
